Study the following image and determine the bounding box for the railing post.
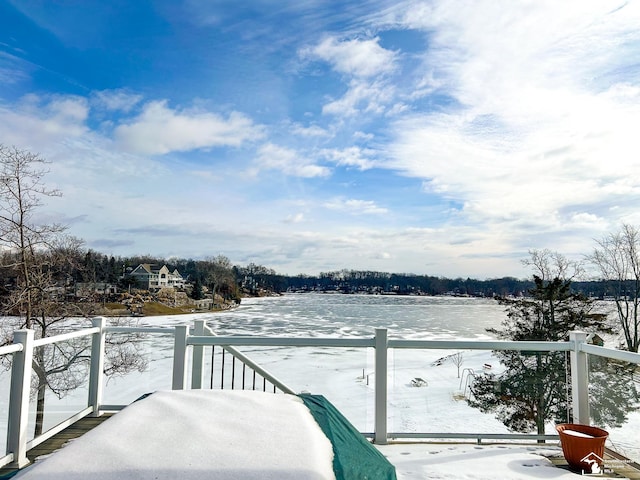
[191,320,205,389]
[88,317,106,416]
[7,330,34,468]
[172,325,189,390]
[569,331,590,424]
[374,328,388,444]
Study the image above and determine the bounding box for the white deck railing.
[2,317,640,468]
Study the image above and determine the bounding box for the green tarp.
[298,394,397,480]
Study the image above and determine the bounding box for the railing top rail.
[389,339,573,352]
[105,326,177,334]
[188,334,574,352]
[187,335,374,348]
[33,326,100,347]
[0,343,23,355]
[581,343,640,364]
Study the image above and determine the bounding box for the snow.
[14,390,336,480]
[11,388,584,480]
[377,443,578,480]
[562,430,594,438]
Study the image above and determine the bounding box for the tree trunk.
[34,379,46,437]
[33,345,47,437]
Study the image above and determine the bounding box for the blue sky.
[1,0,640,278]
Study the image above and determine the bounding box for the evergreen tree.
[469,276,610,435]
[191,277,204,300]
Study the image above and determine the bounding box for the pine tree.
[191,277,204,300]
[469,276,613,435]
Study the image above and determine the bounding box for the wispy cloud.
[381,0,640,256]
[114,101,264,155]
[321,146,376,170]
[253,143,330,177]
[0,94,89,148]
[290,123,333,138]
[323,198,388,215]
[322,79,395,117]
[284,212,305,224]
[0,51,30,84]
[301,35,398,117]
[92,89,143,113]
[301,36,397,78]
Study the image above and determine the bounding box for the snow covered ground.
[378,443,575,480]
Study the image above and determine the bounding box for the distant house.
[75,282,118,297]
[128,264,185,290]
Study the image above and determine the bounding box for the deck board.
[0,413,114,479]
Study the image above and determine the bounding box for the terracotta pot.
[556,423,608,473]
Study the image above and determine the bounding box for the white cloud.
[323,198,388,215]
[0,94,89,148]
[301,36,398,117]
[321,146,376,170]
[301,36,397,78]
[284,212,305,224]
[353,131,374,141]
[291,123,332,138]
[92,89,143,112]
[46,96,89,122]
[0,52,30,85]
[322,79,394,116]
[567,212,606,229]
[114,101,263,155]
[377,0,640,257]
[254,143,330,178]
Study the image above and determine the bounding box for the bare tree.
[524,249,583,282]
[0,145,64,327]
[450,352,464,378]
[589,224,640,352]
[0,145,145,436]
[202,255,235,309]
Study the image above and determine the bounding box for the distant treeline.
[233,266,619,298]
[49,251,621,298]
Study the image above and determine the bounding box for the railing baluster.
[242,364,246,389]
[221,349,225,390]
[210,346,215,389]
[231,357,236,390]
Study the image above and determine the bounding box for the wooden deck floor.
[0,413,114,479]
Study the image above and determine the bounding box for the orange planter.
[556,423,608,473]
